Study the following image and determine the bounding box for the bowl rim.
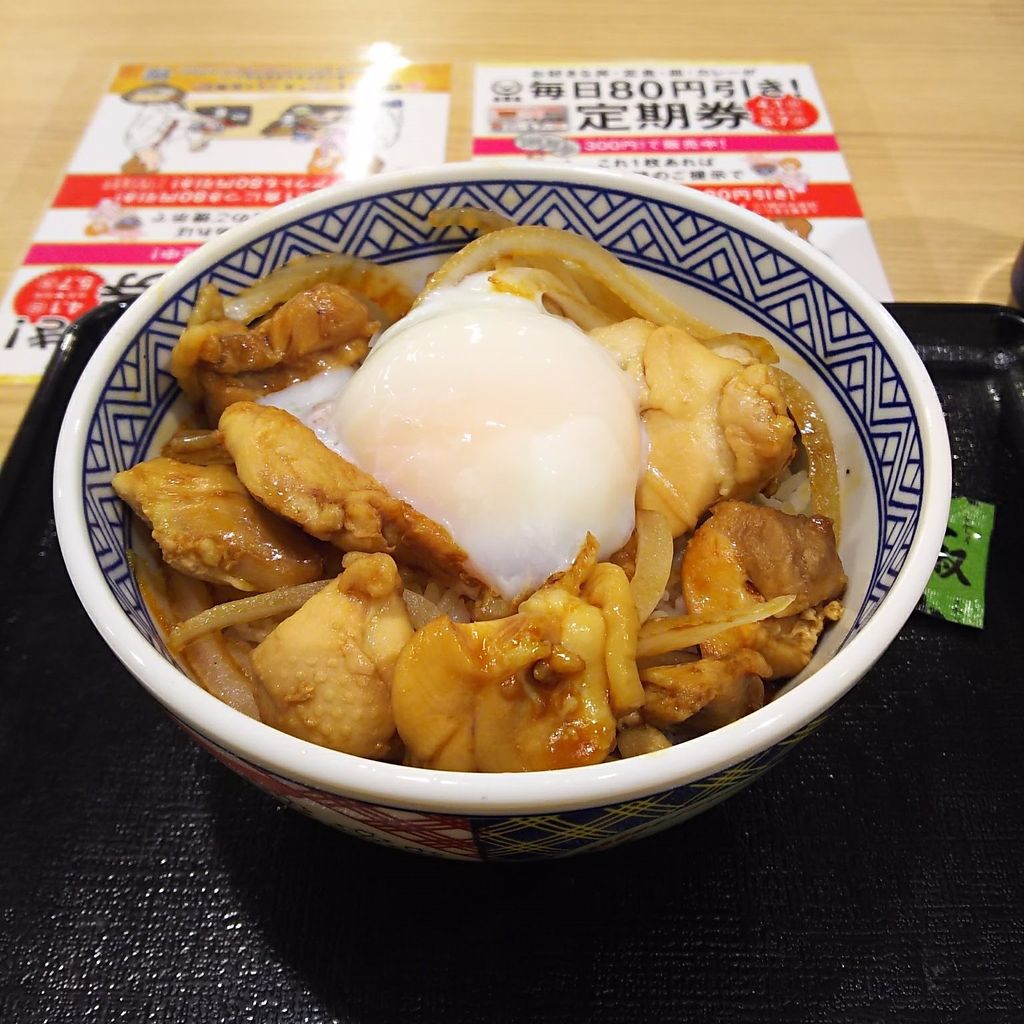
[53,160,951,816]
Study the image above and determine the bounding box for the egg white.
[318,274,645,600]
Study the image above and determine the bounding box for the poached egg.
[262,273,645,600]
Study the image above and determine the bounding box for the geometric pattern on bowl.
[183,713,829,861]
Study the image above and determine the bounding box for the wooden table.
[2,0,1022,461]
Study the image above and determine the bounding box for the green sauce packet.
[918,497,996,629]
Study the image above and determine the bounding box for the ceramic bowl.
[54,162,950,860]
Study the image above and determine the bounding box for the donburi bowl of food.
[54,163,950,860]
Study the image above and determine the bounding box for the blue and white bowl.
[54,163,950,860]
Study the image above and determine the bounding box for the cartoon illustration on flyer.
[119,84,224,173]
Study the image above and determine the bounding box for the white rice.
[754,468,812,516]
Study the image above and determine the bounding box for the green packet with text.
[918,497,995,629]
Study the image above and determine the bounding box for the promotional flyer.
[472,62,891,302]
[0,60,451,380]
[1,59,893,380]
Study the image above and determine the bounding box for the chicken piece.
[742,601,845,679]
[251,554,413,758]
[701,332,780,366]
[113,457,323,592]
[680,674,768,738]
[589,317,652,398]
[681,500,846,679]
[640,649,770,729]
[696,500,847,615]
[538,542,644,716]
[636,324,795,536]
[581,562,645,716]
[219,402,480,590]
[171,282,374,421]
[392,563,638,772]
[196,348,364,425]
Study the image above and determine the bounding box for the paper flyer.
[472,62,892,302]
[0,60,451,381]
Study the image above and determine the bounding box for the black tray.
[1,303,1022,1023]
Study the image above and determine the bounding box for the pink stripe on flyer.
[472,133,840,156]
[23,243,202,266]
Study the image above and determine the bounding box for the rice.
[754,468,811,516]
[404,578,472,625]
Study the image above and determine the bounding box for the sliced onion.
[552,261,637,323]
[630,510,674,623]
[617,724,672,758]
[164,569,260,718]
[224,253,414,325]
[403,589,444,629]
[225,619,281,645]
[489,266,614,331]
[161,428,232,465]
[187,283,225,326]
[778,371,842,538]
[488,249,634,324]
[169,579,330,653]
[428,206,516,235]
[638,463,692,538]
[129,546,176,635]
[416,225,718,338]
[637,594,795,659]
[223,635,257,681]
[437,587,472,624]
[428,213,636,323]
[180,633,261,719]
